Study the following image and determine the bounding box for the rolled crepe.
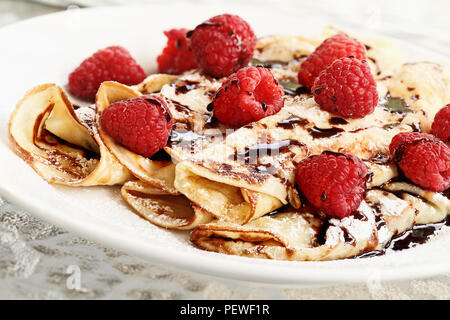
[96,70,230,193]
[175,62,449,224]
[96,81,178,194]
[8,84,132,186]
[118,70,230,228]
[191,182,450,261]
[382,62,450,132]
[254,26,403,82]
[99,72,226,228]
[121,180,213,230]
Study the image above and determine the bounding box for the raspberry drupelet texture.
[295,151,368,218]
[212,67,284,127]
[188,14,257,78]
[312,57,378,119]
[389,132,435,155]
[100,95,173,158]
[68,46,146,100]
[157,28,199,75]
[298,33,367,89]
[431,104,450,144]
[390,132,450,192]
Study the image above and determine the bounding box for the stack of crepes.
[9,27,450,261]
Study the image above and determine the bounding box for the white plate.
[1,4,449,285]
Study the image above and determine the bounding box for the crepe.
[121,180,213,230]
[113,71,228,228]
[191,181,450,260]
[253,26,403,82]
[96,81,181,194]
[8,84,132,186]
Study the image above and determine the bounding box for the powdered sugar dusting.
[74,105,96,130]
[326,201,376,246]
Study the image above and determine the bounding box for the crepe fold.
[121,180,213,230]
[96,81,178,194]
[8,84,132,186]
[191,182,450,261]
[113,71,229,228]
[101,71,229,228]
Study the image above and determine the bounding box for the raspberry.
[389,132,450,192]
[295,151,367,218]
[298,33,366,88]
[188,14,257,78]
[211,67,284,127]
[100,95,173,158]
[312,57,378,118]
[68,46,146,100]
[431,104,450,144]
[157,28,199,75]
[389,132,435,155]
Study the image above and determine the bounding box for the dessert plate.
[0,4,449,285]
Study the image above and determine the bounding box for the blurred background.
[0,0,449,300]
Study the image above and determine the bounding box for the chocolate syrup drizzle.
[308,126,344,139]
[171,80,200,95]
[357,215,450,258]
[229,140,304,164]
[283,86,310,96]
[386,217,449,251]
[276,116,309,129]
[328,117,349,125]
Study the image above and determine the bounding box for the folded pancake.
[120,66,312,227]
[8,84,132,186]
[382,62,450,131]
[97,77,220,229]
[97,70,232,192]
[175,61,449,225]
[99,73,227,228]
[121,180,213,230]
[254,26,403,83]
[134,73,178,94]
[191,182,450,261]
[96,81,179,194]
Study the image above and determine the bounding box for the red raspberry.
[312,57,378,119]
[189,14,257,78]
[100,95,173,158]
[157,28,199,75]
[298,34,366,88]
[68,46,146,100]
[389,132,450,192]
[295,151,367,218]
[389,132,435,155]
[431,104,450,144]
[212,67,284,127]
